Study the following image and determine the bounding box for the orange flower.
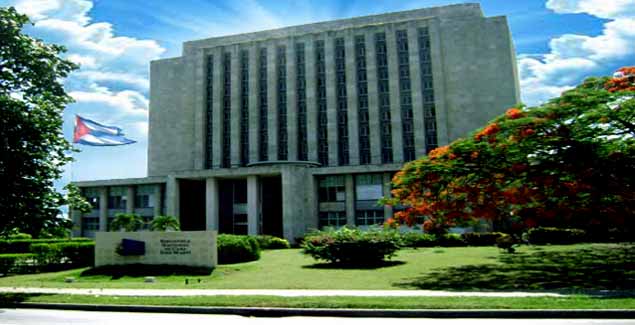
[429,145,450,159]
[470,151,479,159]
[520,128,535,137]
[474,123,500,141]
[505,108,523,119]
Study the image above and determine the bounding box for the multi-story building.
[73,3,520,241]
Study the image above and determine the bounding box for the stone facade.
[73,4,519,242]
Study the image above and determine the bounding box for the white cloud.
[69,85,149,118]
[521,0,635,106]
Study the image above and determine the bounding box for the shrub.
[0,254,36,274]
[439,233,466,247]
[496,234,519,253]
[255,235,290,249]
[217,234,260,264]
[462,232,508,246]
[400,232,438,247]
[301,227,401,265]
[0,238,93,254]
[110,213,144,232]
[150,215,180,231]
[31,242,95,270]
[7,233,32,240]
[525,227,587,245]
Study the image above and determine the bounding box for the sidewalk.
[0,287,566,297]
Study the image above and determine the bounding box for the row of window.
[205,28,438,166]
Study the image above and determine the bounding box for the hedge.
[31,242,95,271]
[217,234,261,264]
[461,232,508,246]
[0,254,36,274]
[400,233,438,247]
[302,228,401,265]
[255,235,290,249]
[525,227,587,245]
[0,238,93,254]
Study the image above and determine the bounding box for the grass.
[1,293,635,309]
[0,243,632,292]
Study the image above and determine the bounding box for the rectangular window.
[295,42,308,161]
[418,27,438,152]
[375,32,392,164]
[318,211,347,229]
[240,49,249,166]
[222,52,231,168]
[107,187,127,209]
[355,35,371,165]
[277,45,288,160]
[355,210,385,226]
[205,55,214,168]
[396,30,415,161]
[318,175,345,202]
[315,40,329,166]
[258,47,268,161]
[334,37,349,166]
[82,188,100,210]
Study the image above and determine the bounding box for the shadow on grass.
[395,244,635,293]
[0,293,49,305]
[80,264,214,279]
[303,260,405,270]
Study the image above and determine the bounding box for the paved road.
[1,309,634,325]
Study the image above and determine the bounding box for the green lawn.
[0,243,632,291]
[3,294,635,310]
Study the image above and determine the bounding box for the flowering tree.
[386,68,635,234]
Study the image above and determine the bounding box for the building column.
[247,176,259,235]
[99,187,108,231]
[345,174,355,226]
[211,48,223,168]
[408,24,426,157]
[305,37,318,163]
[267,44,278,160]
[153,184,162,217]
[324,34,338,166]
[345,32,360,166]
[428,19,450,146]
[248,44,259,164]
[365,31,382,165]
[166,176,180,221]
[126,186,135,214]
[205,177,219,231]
[386,27,404,163]
[230,45,241,167]
[286,39,298,161]
[382,172,393,220]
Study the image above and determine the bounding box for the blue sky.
[1,0,634,184]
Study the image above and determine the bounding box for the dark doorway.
[261,176,282,238]
[179,179,206,231]
[219,179,248,235]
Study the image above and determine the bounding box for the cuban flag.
[73,115,136,146]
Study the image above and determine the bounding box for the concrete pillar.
[230,46,241,167]
[345,32,360,166]
[386,27,404,163]
[281,166,311,242]
[211,48,223,168]
[383,172,393,220]
[248,44,259,164]
[165,176,180,221]
[305,38,319,163]
[126,186,135,214]
[286,39,298,161]
[153,184,162,217]
[345,174,355,226]
[267,43,278,161]
[408,25,426,157]
[428,19,450,146]
[365,31,382,165]
[99,187,108,231]
[71,209,82,237]
[205,178,219,231]
[191,48,206,170]
[324,35,338,166]
[247,176,259,235]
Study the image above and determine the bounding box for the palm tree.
[150,215,180,231]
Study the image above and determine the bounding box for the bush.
[255,235,290,249]
[400,232,438,247]
[0,238,93,254]
[439,233,466,247]
[525,227,587,245]
[7,233,32,240]
[0,254,36,274]
[31,242,95,270]
[461,232,508,246]
[496,234,519,253]
[217,234,260,264]
[301,227,401,265]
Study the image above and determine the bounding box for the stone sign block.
[95,231,217,268]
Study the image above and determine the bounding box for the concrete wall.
[437,15,520,142]
[148,57,195,176]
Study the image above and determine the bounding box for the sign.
[95,231,217,268]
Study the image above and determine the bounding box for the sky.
[1,0,634,184]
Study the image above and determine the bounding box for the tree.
[386,67,635,235]
[110,213,144,232]
[0,7,79,237]
[150,215,180,231]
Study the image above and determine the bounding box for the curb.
[5,303,635,318]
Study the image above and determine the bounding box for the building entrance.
[261,176,282,238]
[179,179,206,230]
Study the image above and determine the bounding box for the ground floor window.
[82,217,99,231]
[318,211,346,229]
[355,209,385,226]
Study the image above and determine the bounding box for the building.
[72,3,520,241]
